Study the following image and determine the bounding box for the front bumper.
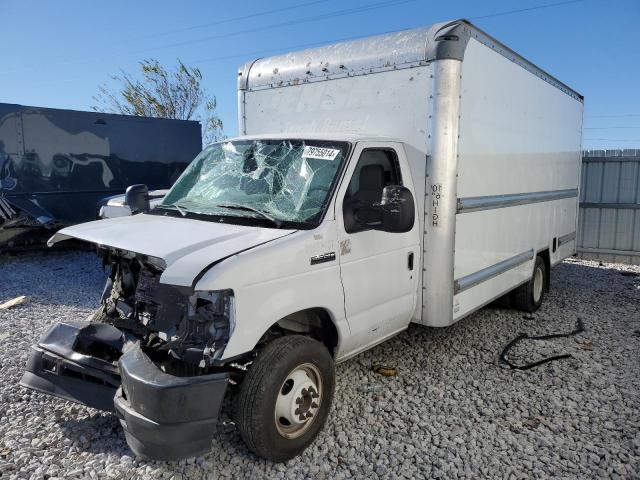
[20,321,229,461]
[114,346,228,460]
[20,322,121,412]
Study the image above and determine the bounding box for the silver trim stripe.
[454,249,534,294]
[457,189,578,214]
[557,232,576,247]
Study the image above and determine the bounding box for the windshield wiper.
[212,203,283,227]
[155,203,189,217]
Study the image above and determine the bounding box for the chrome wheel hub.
[275,363,322,438]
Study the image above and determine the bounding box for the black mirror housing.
[378,185,415,233]
[125,184,150,215]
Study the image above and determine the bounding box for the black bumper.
[20,322,121,412]
[114,346,228,460]
[20,321,229,461]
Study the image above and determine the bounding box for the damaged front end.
[97,249,235,368]
[20,248,242,460]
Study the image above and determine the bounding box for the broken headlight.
[169,289,236,365]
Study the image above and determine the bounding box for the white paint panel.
[452,39,582,321]
[456,39,582,198]
[195,221,351,360]
[244,67,431,322]
[334,142,420,348]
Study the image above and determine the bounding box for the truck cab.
[22,135,420,462]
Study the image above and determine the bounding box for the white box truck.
[21,19,583,462]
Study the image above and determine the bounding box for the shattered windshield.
[160,139,349,226]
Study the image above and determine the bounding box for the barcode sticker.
[302,146,340,160]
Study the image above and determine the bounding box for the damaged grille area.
[97,250,234,372]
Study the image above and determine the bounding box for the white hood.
[49,214,296,287]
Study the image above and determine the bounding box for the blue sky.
[1,0,639,150]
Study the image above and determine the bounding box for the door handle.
[407,252,414,271]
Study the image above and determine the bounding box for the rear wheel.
[511,255,547,312]
[235,335,335,462]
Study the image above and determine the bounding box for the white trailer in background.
[24,19,583,462]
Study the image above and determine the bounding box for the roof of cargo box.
[238,19,582,102]
[227,133,401,143]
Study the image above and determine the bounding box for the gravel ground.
[0,250,639,479]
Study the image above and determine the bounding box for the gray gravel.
[0,250,639,479]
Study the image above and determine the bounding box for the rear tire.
[235,335,335,462]
[511,256,546,312]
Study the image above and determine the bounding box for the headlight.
[182,289,235,364]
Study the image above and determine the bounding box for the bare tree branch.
[92,59,224,145]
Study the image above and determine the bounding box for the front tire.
[235,335,335,462]
[511,255,547,312]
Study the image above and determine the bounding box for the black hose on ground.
[500,318,585,371]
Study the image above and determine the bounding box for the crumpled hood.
[49,214,296,287]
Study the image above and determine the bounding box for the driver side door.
[335,142,419,354]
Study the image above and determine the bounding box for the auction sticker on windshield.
[302,146,340,160]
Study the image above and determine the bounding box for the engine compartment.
[95,248,236,376]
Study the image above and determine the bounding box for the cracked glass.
[161,139,350,225]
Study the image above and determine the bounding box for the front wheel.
[235,335,335,462]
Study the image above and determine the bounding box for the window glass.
[161,139,349,225]
[343,148,401,232]
[346,149,400,200]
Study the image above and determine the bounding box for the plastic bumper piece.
[19,322,121,412]
[114,346,229,461]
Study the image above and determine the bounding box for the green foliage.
[92,59,224,145]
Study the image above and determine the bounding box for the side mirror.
[378,185,415,233]
[125,184,150,214]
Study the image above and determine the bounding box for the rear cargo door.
[335,142,419,349]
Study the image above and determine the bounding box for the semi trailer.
[21,19,583,462]
[0,104,201,251]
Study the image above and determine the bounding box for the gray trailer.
[0,103,202,251]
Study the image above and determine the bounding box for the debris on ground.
[371,363,398,377]
[499,319,585,371]
[358,383,383,393]
[0,295,27,310]
[577,339,595,351]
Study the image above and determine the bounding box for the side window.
[343,148,402,234]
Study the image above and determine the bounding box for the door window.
[343,149,401,233]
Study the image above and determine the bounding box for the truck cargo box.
[237,19,583,327]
